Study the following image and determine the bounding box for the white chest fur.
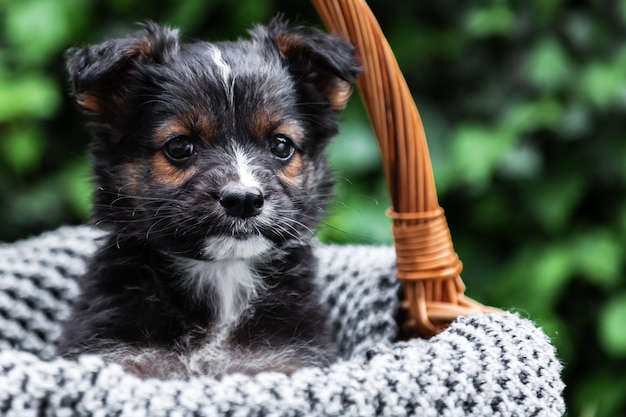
[179,257,265,326]
[101,249,326,379]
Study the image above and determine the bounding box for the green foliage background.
[1,0,626,415]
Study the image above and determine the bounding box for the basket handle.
[312,0,497,337]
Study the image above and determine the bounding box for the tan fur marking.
[272,32,352,110]
[124,37,153,57]
[273,33,302,60]
[76,93,103,115]
[155,113,213,140]
[154,122,191,147]
[279,153,303,186]
[152,152,196,186]
[155,113,215,146]
[124,161,142,195]
[250,110,304,146]
[183,109,215,142]
[273,121,304,186]
[250,109,273,139]
[327,78,352,110]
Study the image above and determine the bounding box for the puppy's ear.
[66,22,179,121]
[259,17,361,111]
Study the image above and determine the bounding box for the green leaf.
[570,230,623,288]
[599,293,626,357]
[498,143,542,179]
[525,173,585,234]
[493,243,570,312]
[3,0,72,64]
[526,38,571,91]
[449,124,517,188]
[581,62,626,108]
[502,98,563,134]
[0,124,46,174]
[0,75,61,121]
[327,120,381,177]
[562,11,594,51]
[465,3,515,38]
[531,244,573,298]
[56,159,92,219]
[559,103,591,139]
[319,179,392,245]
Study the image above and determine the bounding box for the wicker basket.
[312,0,496,338]
[0,9,567,414]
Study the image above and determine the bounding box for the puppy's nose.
[219,186,264,218]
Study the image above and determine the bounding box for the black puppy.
[58,17,359,379]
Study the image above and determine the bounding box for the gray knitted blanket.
[0,226,565,416]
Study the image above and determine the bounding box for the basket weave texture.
[0,226,565,417]
[312,0,495,337]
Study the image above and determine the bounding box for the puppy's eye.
[164,135,195,163]
[269,134,295,161]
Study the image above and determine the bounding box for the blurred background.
[1,0,625,415]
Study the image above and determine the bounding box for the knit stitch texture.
[0,226,565,416]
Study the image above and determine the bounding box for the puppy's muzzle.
[219,185,264,219]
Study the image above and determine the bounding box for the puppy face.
[67,19,359,261]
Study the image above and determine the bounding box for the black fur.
[58,17,360,379]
